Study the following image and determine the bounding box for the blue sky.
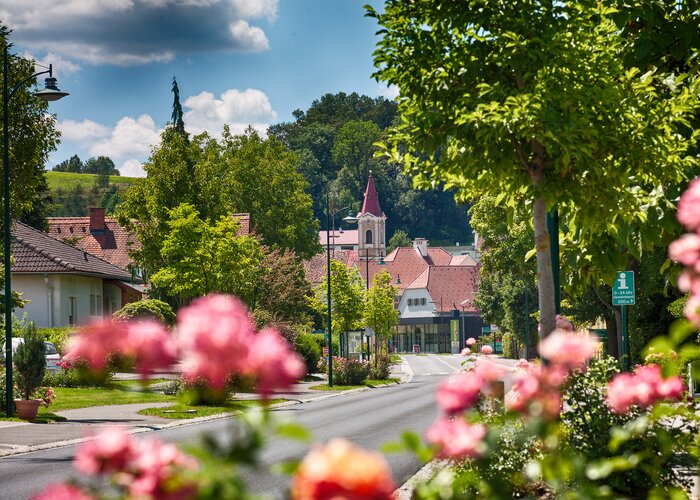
[1,0,392,177]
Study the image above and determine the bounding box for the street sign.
[364,326,375,338]
[322,347,329,357]
[413,344,420,353]
[612,271,635,305]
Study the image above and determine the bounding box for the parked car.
[0,338,62,373]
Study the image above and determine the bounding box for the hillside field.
[45,171,140,191]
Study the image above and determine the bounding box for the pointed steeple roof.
[360,172,383,217]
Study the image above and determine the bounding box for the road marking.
[432,355,461,373]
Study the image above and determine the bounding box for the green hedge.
[37,327,74,356]
[295,333,321,374]
[113,299,176,326]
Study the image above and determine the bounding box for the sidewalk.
[0,357,412,458]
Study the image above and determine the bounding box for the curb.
[0,358,413,458]
[395,460,446,499]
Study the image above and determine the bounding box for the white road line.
[432,355,461,373]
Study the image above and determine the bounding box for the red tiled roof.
[359,174,383,217]
[449,254,478,266]
[231,213,251,236]
[303,250,352,285]
[425,266,479,313]
[47,216,139,270]
[318,230,359,246]
[12,222,133,280]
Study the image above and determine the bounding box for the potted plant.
[13,323,47,421]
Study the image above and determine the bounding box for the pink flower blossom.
[480,344,493,355]
[684,295,700,327]
[473,357,511,381]
[538,330,596,371]
[606,364,685,414]
[74,427,136,475]
[515,359,531,371]
[64,321,126,370]
[176,294,256,390]
[129,438,198,499]
[460,347,471,356]
[425,417,486,459]
[668,233,700,271]
[248,328,306,398]
[555,314,574,332]
[465,337,476,346]
[123,321,177,376]
[506,365,566,419]
[677,177,700,231]
[436,371,485,414]
[678,269,700,295]
[32,483,93,500]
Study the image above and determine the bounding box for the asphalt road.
[0,354,464,499]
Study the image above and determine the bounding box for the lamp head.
[342,214,358,224]
[35,77,69,102]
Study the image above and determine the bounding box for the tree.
[368,1,699,336]
[171,77,186,138]
[84,156,119,176]
[331,120,381,199]
[52,154,83,173]
[312,260,364,337]
[363,270,399,358]
[387,230,411,253]
[150,204,264,306]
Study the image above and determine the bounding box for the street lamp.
[3,44,68,416]
[325,196,352,387]
[460,299,471,348]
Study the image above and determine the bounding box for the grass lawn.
[39,385,175,413]
[309,378,399,391]
[139,399,287,419]
[45,171,139,191]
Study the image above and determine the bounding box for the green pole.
[621,305,629,370]
[546,210,560,315]
[326,194,333,387]
[3,44,14,417]
[524,288,529,359]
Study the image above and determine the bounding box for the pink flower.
[684,295,700,327]
[465,337,476,346]
[506,365,565,419]
[538,330,596,371]
[124,321,177,376]
[460,347,471,356]
[64,321,126,370]
[480,345,493,355]
[606,364,685,414]
[668,233,700,271]
[555,314,574,332]
[32,483,93,500]
[473,357,511,381]
[678,269,700,295]
[425,417,486,459]
[248,328,306,398]
[677,177,700,231]
[176,294,256,390]
[129,438,198,499]
[436,371,485,414]
[74,427,136,475]
[515,358,531,371]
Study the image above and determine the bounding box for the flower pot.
[14,399,42,422]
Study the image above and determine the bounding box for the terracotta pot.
[14,398,42,422]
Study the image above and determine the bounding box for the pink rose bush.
[480,344,493,355]
[466,337,476,346]
[606,364,685,414]
[425,417,487,459]
[538,329,597,371]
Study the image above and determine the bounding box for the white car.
[1,338,62,373]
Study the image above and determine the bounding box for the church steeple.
[360,172,383,217]
[357,171,386,258]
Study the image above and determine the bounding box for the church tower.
[357,172,386,258]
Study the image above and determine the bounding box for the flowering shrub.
[368,354,392,380]
[330,357,370,385]
[34,386,56,407]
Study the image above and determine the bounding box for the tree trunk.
[533,196,556,338]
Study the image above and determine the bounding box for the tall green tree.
[171,77,186,138]
[83,156,119,176]
[369,1,699,336]
[150,204,263,306]
[363,270,399,351]
[52,154,83,173]
[312,260,365,337]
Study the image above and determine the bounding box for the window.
[69,297,77,325]
[90,294,103,316]
[407,298,413,306]
[421,298,427,306]
[365,229,373,244]
[90,294,96,315]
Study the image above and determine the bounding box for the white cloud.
[230,0,277,21]
[183,88,276,136]
[119,159,147,177]
[90,115,163,159]
[24,51,81,77]
[228,20,269,52]
[58,119,111,142]
[378,84,399,100]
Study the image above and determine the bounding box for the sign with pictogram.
[612,271,635,305]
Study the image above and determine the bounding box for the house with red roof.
[11,221,144,328]
[312,176,484,354]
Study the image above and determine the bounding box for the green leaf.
[271,460,300,476]
[275,422,312,442]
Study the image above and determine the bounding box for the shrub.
[37,327,73,356]
[368,354,392,380]
[295,333,321,374]
[332,357,369,385]
[501,331,521,359]
[14,323,46,400]
[113,299,176,326]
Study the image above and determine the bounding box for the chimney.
[89,207,106,233]
[413,238,428,257]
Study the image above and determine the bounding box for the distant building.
[311,175,483,354]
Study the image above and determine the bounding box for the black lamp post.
[3,44,68,416]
